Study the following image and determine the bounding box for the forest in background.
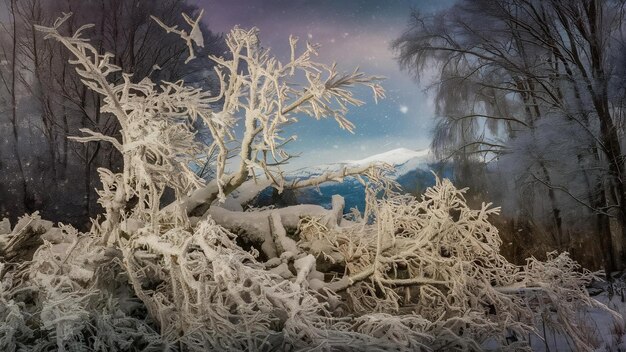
[394,0,626,272]
[0,0,224,228]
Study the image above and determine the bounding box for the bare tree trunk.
[519,74,566,250]
[539,163,564,249]
[30,15,58,180]
[60,53,69,174]
[9,0,28,212]
[587,0,626,270]
[597,185,616,273]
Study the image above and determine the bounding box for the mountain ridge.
[252,147,449,212]
[288,147,432,180]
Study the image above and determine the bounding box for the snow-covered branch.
[150,10,205,64]
[285,164,376,190]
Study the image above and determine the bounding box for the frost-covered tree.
[0,10,621,352]
[394,0,626,271]
[0,0,224,227]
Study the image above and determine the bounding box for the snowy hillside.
[253,148,450,211]
[289,147,431,180]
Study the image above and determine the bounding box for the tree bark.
[9,0,28,212]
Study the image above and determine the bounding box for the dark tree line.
[395,0,626,271]
[0,0,224,229]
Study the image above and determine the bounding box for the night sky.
[193,0,456,170]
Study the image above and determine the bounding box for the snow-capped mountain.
[288,147,431,180]
[253,148,451,212]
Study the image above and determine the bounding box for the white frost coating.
[119,218,144,235]
[294,254,316,286]
[209,204,332,233]
[226,178,273,205]
[0,218,10,234]
[205,177,273,211]
[330,195,345,226]
[41,227,71,244]
[217,197,244,212]
[270,262,294,279]
[2,176,621,351]
[151,10,205,63]
[269,212,298,255]
[208,203,338,258]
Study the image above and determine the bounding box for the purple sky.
[193,0,456,169]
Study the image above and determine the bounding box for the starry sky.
[193,0,456,170]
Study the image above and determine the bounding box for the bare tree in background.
[0,0,28,215]
[0,0,224,228]
[394,0,626,272]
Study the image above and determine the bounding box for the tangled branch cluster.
[1,180,618,351]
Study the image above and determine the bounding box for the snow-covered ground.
[529,278,626,351]
[585,289,626,351]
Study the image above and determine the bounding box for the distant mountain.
[252,148,452,213]
[288,148,430,179]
